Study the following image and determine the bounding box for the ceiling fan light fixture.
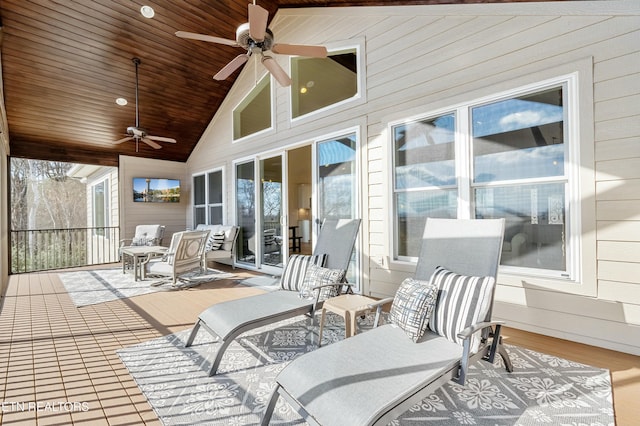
[140,5,155,19]
[115,97,128,106]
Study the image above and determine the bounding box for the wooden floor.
[0,265,638,425]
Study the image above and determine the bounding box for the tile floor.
[0,265,266,425]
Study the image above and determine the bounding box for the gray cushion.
[198,291,316,341]
[428,266,495,353]
[388,277,438,342]
[280,254,327,291]
[298,263,344,301]
[276,324,462,426]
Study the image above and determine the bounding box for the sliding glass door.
[233,131,359,281]
[315,132,359,287]
[235,161,256,267]
[259,155,284,268]
[235,155,285,271]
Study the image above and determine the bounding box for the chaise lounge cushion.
[388,278,438,342]
[275,324,463,426]
[428,266,495,352]
[197,291,319,342]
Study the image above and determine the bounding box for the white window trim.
[192,167,226,226]
[387,57,596,297]
[231,73,275,143]
[91,177,109,236]
[290,38,367,124]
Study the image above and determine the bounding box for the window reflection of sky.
[395,98,564,189]
[318,136,357,219]
[395,162,456,188]
[473,99,563,137]
[396,115,455,150]
[319,137,356,167]
[475,143,564,182]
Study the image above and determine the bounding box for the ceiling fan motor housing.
[127,126,147,138]
[236,23,274,51]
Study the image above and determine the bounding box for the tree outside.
[10,158,89,272]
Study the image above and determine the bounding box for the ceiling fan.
[113,58,177,151]
[175,1,327,87]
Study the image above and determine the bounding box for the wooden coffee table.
[318,294,376,346]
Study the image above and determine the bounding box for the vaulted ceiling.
[0,0,566,166]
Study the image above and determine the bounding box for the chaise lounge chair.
[262,218,513,426]
[184,218,361,376]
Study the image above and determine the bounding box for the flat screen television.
[133,177,180,203]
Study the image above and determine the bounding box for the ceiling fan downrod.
[132,57,141,129]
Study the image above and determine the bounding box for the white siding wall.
[186,1,640,355]
[119,155,188,243]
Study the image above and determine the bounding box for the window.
[393,82,571,277]
[393,114,457,257]
[233,75,271,140]
[92,179,108,236]
[193,169,224,226]
[291,48,358,119]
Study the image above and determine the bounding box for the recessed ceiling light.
[140,5,155,19]
[116,98,128,106]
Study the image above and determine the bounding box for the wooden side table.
[318,294,376,346]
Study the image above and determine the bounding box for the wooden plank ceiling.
[0,0,566,166]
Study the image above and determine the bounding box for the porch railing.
[10,226,121,274]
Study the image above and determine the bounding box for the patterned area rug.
[58,267,236,307]
[118,314,613,425]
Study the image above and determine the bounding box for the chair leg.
[317,308,327,347]
[488,324,513,373]
[209,337,235,376]
[498,342,514,373]
[456,339,472,385]
[185,320,202,347]
[261,384,281,426]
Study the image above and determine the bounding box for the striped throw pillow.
[428,266,495,353]
[211,232,226,250]
[388,278,438,342]
[280,254,327,291]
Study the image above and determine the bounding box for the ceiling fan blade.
[261,56,291,87]
[113,136,133,144]
[175,31,238,47]
[272,43,327,58]
[142,138,162,149]
[248,4,269,42]
[146,135,177,143]
[214,54,250,80]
